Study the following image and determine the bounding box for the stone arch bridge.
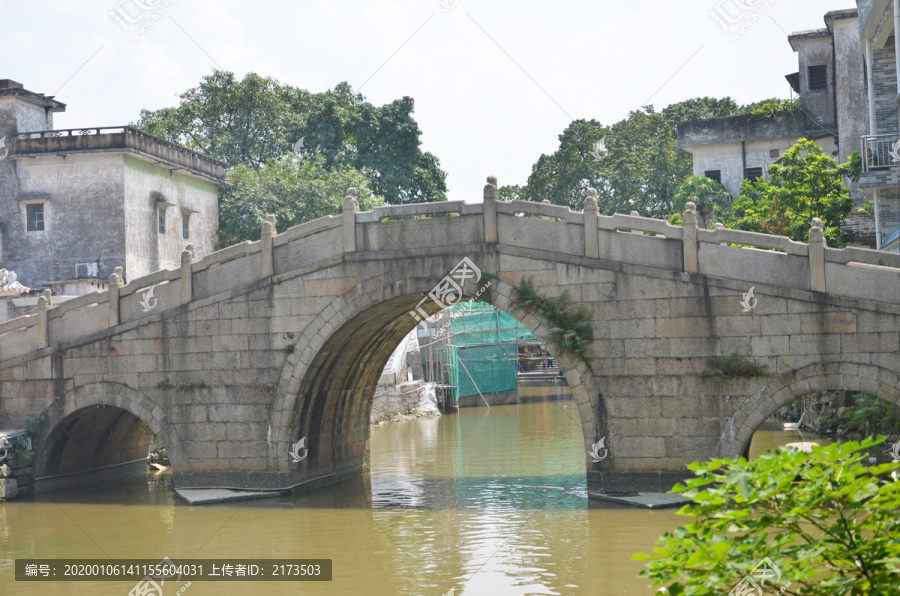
[2,178,900,496]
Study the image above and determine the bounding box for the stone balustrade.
[1,178,899,363]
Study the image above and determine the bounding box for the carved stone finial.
[108,271,121,287]
[684,201,697,213]
[344,187,359,212]
[113,267,124,285]
[542,199,550,205]
[483,181,498,202]
[487,175,498,187]
[810,217,823,231]
[714,222,724,230]
[630,211,639,217]
[584,188,599,215]
[262,214,276,235]
[38,289,51,309]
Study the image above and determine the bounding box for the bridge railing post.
[630,211,643,235]
[343,188,359,253]
[808,217,826,292]
[584,188,600,258]
[259,215,275,279]
[483,176,499,243]
[682,202,699,274]
[108,267,123,327]
[37,289,51,349]
[181,244,195,304]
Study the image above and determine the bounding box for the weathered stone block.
[656,317,714,338]
[609,318,656,339]
[800,312,857,335]
[0,478,18,500]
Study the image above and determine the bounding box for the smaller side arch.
[34,382,182,484]
[719,363,900,459]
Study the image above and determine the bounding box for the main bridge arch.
[268,250,605,490]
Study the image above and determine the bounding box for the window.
[703,170,722,184]
[769,149,780,159]
[745,167,763,182]
[808,65,828,91]
[182,213,190,239]
[158,206,166,234]
[26,203,44,231]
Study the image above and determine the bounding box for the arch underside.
[721,362,900,459]
[290,294,444,479]
[36,405,157,489]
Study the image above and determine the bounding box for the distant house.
[677,9,878,247]
[858,0,900,251]
[0,79,228,297]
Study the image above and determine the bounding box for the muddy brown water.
[1,401,821,595]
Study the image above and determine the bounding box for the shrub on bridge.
[633,438,900,595]
[511,277,593,362]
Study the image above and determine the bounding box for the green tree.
[135,70,447,206]
[725,139,861,247]
[217,157,383,248]
[634,438,900,595]
[672,176,732,228]
[841,393,900,436]
[517,98,742,216]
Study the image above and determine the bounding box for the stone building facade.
[0,79,227,293]
[678,9,878,246]
[857,0,900,251]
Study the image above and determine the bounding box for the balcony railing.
[861,134,900,172]
[14,126,227,181]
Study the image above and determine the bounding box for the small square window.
[27,203,44,231]
[158,207,166,234]
[182,213,190,239]
[769,149,780,159]
[745,167,764,182]
[703,170,722,184]
[808,65,828,91]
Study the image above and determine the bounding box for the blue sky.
[2,0,856,201]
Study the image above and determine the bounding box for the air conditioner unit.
[74,262,99,278]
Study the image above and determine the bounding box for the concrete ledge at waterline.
[588,491,691,509]
[175,488,282,506]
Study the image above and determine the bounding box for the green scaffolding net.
[445,302,535,400]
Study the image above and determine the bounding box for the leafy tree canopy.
[135,70,447,210]
[724,139,861,247]
[672,175,732,228]
[508,97,741,216]
[217,157,383,248]
[634,438,900,595]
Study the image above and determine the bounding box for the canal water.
[1,401,824,595]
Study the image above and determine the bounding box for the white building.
[677,9,874,245]
[0,79,227,294]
